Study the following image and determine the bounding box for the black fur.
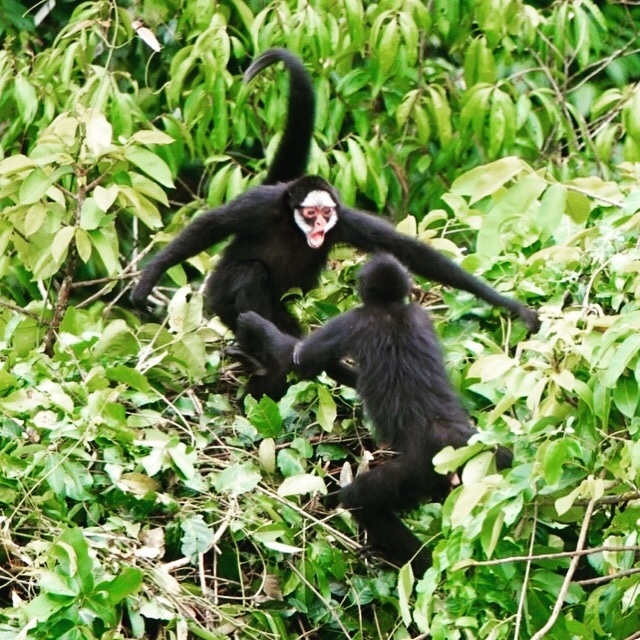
[131,173,538,396]
[236,254,513,574]
[244,48,316,185]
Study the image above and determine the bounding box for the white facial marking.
[300,190,336,208]
[294,190,337,249]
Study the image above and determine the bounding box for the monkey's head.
[357,254,411,305]
[287,176,338,249]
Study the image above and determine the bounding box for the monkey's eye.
[301,206,334,220]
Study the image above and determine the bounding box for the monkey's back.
[352,304,469,451]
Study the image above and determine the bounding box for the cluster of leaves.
[0,0,639,639]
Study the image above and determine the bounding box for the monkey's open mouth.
[308,232,325,248]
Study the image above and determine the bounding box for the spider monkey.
[235,254,513,574]
[131,50,539,397]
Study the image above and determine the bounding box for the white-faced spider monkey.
[235,254,513,575]
[131,48,539,398]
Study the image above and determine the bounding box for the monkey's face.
[294,190,337,248]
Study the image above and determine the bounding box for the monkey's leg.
[340,457,432,574]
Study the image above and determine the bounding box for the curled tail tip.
[244,47,306,83]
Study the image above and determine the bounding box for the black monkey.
[236,254,513,574]
[131,51,538,396]
[131,170,538,394]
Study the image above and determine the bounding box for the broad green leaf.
[601,333,640,387]
[129,130,175,146]
[468,354,515,382]
[434,443,485,474]
[181,515,215,557]
[125,146,174,188]
[15,74,38,123]
[450,484,488,528]
[346,138,367,187]
[396,215,417,236]
[89,228,120,274]
[258,438,277,474]
[215,462,262,495]
[24,202,47,236]
[19,167,51,205]
[261,540,304,554]
[277,473,327,497]
[0,154,33,175]
[480,506,505,558]
[51,226,75,263]
[85,111,113,157]
[98,568,143,604]
[246,396,283,437]
[612,377,639,418]
[39,571,78,597]
[538,184,567,240]
[398,563,415,626]
[168,442,197,480]
[93,185,119,212]
[105,364,151,392]
[378,19,400,74]
[80,198,104,230]
[277,448,306,477]
[316,385,337,432]
[451,157,529,204]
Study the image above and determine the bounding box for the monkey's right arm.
[293,313,355,380]
[236,311,358,388]
[130,187,281,308]
[236,311,298,373]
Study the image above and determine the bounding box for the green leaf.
[93,185,119,212]
[214,462,261,495]
[538,184,567,240]
[80,198,104,230]
[378,19,400,74]
[277,473,327,497]
[85,111,113,157]
[450,484,488,528]
[316,385,337,432]
[397,563,415,626]
[19,167,51,205]
[51,226,75,264]
[612,377,639,418]
[39,571,79,597]
[258,438,277,474]
[14,74,38,124]
[451,157,529,204]
[129,130,175,146]
[246,396,283,437]
[125,146,174,188]
[24,202,47,236]
[89,228,120,274]
[600,333,640,387]
[181,515,215,556]
[105,364,151,392]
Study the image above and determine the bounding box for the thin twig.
[467,544,640,568]
[514,503,537,639]
[531,497,597,640]
[0,300,49,323]
[576,567,640,587]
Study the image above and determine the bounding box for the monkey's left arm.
[293,313,355,380]
[336,207,540,332]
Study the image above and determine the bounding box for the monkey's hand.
[515,304,540,333]
[236,311,298,373]
[130,279,153,310]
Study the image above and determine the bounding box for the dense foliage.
[0,0,639,638]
